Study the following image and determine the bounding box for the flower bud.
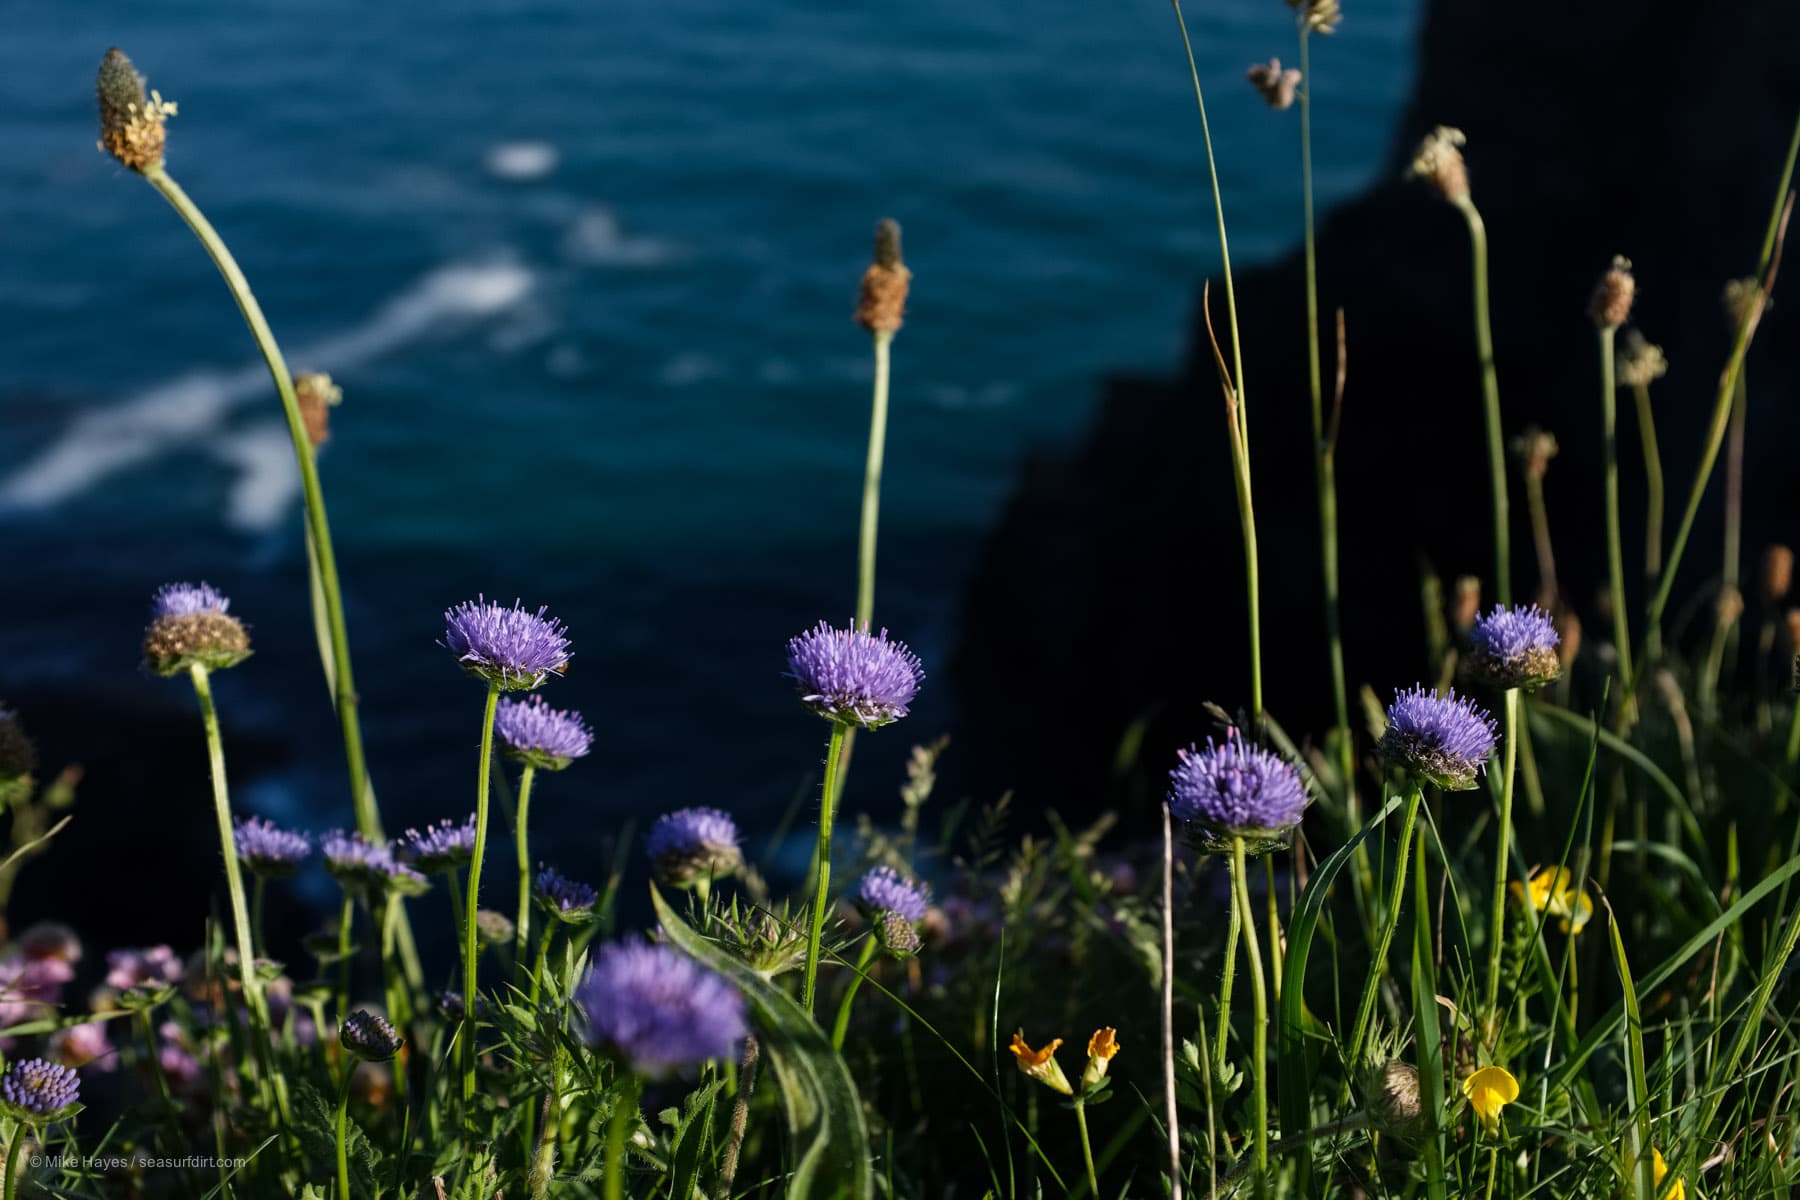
[874,909,921,960]
[1408,126,1469,203]
[475,910,515,946]
[854,219,911,335]
[1080,1027,1120,1090]
[340,1010,403,1063]
[294,373,341,447]
[1365,1059,1423,1139]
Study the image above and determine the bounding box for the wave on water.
[0,262,534,529]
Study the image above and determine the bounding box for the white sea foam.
[0,261,534,521]
[562,207,676,267]
[211,421,301,532]
[485,141,559,181]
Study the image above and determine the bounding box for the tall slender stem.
[858,331,894,631]
[802,722,849,1012]
[1230,837,1270,1193]
[335,894,354,1023]
[831,937,880,1052]
[462,682,502,1123]
[529,919,556,1012]
[1725,370,1748,592]
[514,763,538,967]
[1630,380,1665,656]
[604,1075,641,1200]
[1214,868,1239,1075]
[718,1036,761,1200]
[2,1123,22,1200]
[1160,803,1184,1200]
[334,1065,355,1200]
[1483,689,1520,1024]
[1453,195,1511,606]
[1600,328,1636,717]
[1073,1098,1101,1198]
[1345,785,1422,1073]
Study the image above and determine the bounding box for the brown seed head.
[1408,126,1468,203]
[295,373,342,447]
[1286,0,1343,34]
[854,219,911,336]
[1452,575,1481,633]
[1723,276,1763,328]
[1715,584,1745,628]
[1366,1060,1423,1135]
[97,48,176,173]
[1616,329,1668,389]
[1589,256,1635,330]
[143,611,251,676]
[1246,59,1302,110]
[1762,545,1794,604]
[1508,426,1559,483]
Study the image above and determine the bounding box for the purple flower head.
[398,816,478,875]
[0,1058,79,1119]
[1377,685,1499,792]
[49,1023,115,1072]
[1466,605,1562,690]
[646,807,743,888]
[1168,730,1309,846]
[786,621,924,730]
[150,582,230,619]
[105,945,184,993]
[535,865,599,922]
[858,865,930,923]
[444,596,571,691]
[234,817,312,877]
[495,695,593,771]
[144,582,250,675]
[576,939,747,1077]
[322,830,429,896]
[340,1010,403,1062]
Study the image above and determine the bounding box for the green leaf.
[666,1076,725,1200]
[304,524,337,700]
[1278,791,1402,1199]
[1410,823,1447,1200]
[1606,903,1656,1200]
[652,884,872,1200]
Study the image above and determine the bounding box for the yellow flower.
[1462,1065,1519,1129]
[1009,1031,1073,1095]
[1510,866,1593,933]
[1653,1148,1684,1200]
[1080,1027,1120,1089]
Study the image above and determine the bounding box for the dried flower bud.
[1408,126,1468,203]
[1723,277,1763,328]
[97,49,176,173]
[294,373,342,448]
[1762,546,1794,604]
[1246,59,1301,110]
[1286,0,1343,34]
[1508,426,1559,483]
[1452,575,1482,634]
[854,219,911,335]
[1589,256,1635,330]
[1616,329,1668,389]
[1365,1060,1424,1139]
[475,910,515,946]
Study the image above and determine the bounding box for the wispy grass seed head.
[97,48,175,173]
[1617,329,1668,388]
[1378,686,1498,791]
[577,939,747,1077]
[495,694,593,770]
[1509,426,1559,483]
[144,582,250,676]
[1167,729,1308,847]
[1286,0,1342,34]
[786,620,924,730]
[1408,125,1469,203]
[1465,604,1562,690]
[444,597,571,691]
[1247,59,1301,109]
[1589,256,1636,329]
[646,807,742,888]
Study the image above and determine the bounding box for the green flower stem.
[857,330,895,631]
[188,665,284,1126]
[802,721,849,1013]
[830,936,880,1052]
[1172,0,1261,724]
[251,875,267,960]
[1072,1096,1100,1198]
[1230,837,1270,1194]
[1159,803,1183,1200]
[1345,784,1422,1074]
[1213,870,1239,1076]
[604,1074,642,1200]
[514,763,538,968]
[1631,381,1665,612]
[1484,689,1521,1024]
[141,164,426,993]
[1451,194,1511,607]
[1599,328,1636,714]
[2,1122,22,1200]
[462,681,502,1123]
[1725,371,1748,591]
[334,1064,355,1200]
[335,892,354,1023]
[529,919,556,1012]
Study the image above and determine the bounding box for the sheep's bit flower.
[1009,1032,1072,1096]
[1462,1064,1518,1130]
[1510,866,1593,934]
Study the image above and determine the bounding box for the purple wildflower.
[875,910,922,959]
[104,945,184,992]
[785,621,924,729]
[858,865,930,923]
[535,865,599,921]
[443,596,571,691]
[49,1023,116,1072]
[143,581,250,675]
[340,1010,403,1062]
[646,807,743,888]
[17,923,81,967]
[495,695,593,770]
[322,830,429,895]
[1377,685,1499,791]
[398,816,478,875]
[1168,730,1309,841]
[234,817,312,877]
[576,939,747,1077]
[0,1058,79,1118]
[1466,605,1562,690]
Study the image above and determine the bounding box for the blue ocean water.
[0,0,1419,867]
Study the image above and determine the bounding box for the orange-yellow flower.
[1653,1148,1684,1200]
[1510,866,1593,933]
[1080,1027,1120,1089]
[1461,1065,1519,1129]
[1009,1031,1073,1095]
